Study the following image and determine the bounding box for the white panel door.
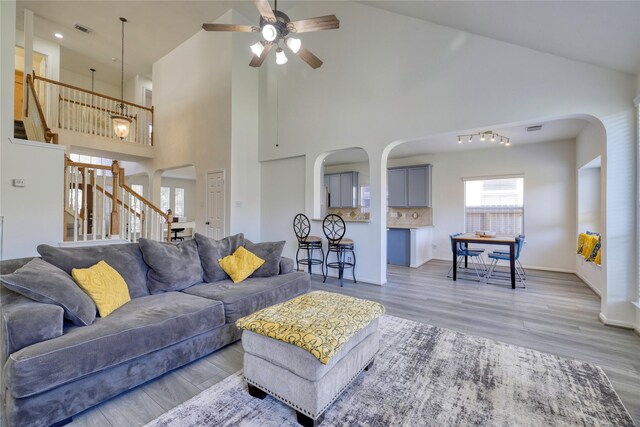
[206,171,225,239]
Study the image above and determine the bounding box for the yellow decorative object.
[595,248,601,265]
[218,247,265,283]
[236,291,385,364]
[71,261,131,317]
[581,234,599,258]
[577,233,587,254]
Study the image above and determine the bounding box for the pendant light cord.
[119,17,127,108]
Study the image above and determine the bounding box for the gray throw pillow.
[0,259,96,326]
[138,238,204,293]
[244,240,286,278]
[37,243,150,298]
[194,233,245,282]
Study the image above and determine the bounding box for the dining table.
[452,233,518,289]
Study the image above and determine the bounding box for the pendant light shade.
[112,114,131,139]
[285,37,301,53]
[262,24,277,42]
[250,41,265,57]
[275,48,288,64]
[111,17,131,140]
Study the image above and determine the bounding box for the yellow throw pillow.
[595,248,602,265]
[72,261,131,317]
[218,247,265,284]
[576,233,587,254]
[581,235,598,258]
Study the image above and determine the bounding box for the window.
[131,184,143,196]
[160,187,170,214]
[465,176,524,234]
[174,188,185,217]
[360,185,370,212]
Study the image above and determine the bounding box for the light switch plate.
[12,179,25,187]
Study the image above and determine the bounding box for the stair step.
[13,120,27,140]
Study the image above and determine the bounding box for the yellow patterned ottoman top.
[236,291,385,364]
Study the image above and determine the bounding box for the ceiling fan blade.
[290,15,339,33]
[254,0,276,22]
[298,47,323,69]
[249,43,273,67]
[202,23,257,32]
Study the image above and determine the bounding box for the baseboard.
[575,271,602,297]
[598,312,636,330]
[305,270,384,286]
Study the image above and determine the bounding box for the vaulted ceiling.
[16,0,640,88]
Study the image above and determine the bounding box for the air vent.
[74,23,93,34]
[526,124,543,132]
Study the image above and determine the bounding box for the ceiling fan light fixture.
[275,47,288,64]
[262,24,277,42]
[250,41,265,57]
[286,37,301,53]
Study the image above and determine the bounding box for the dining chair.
[447,233,486,281]
[491,234,526,278]
[485,236,526,286]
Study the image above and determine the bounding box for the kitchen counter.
[387,224,433,229]
[312,218,370,223]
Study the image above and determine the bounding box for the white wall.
[124,74,152,106]
[230,10,261,242]
[2,2,65,260]
[149,11,234,237]
[260,156,305,261]
[15,30,60,81]
[257,1,636,324]
[388,140,576,271]
[578,167,601,234]
[60,67,120,98]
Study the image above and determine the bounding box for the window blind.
[465,177,524,234]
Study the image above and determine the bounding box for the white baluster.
[102,172,107,240]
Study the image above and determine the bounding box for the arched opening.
[381,115,604,290]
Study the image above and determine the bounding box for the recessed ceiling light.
[54,33,63,39]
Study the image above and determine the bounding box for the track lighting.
[457,131,511,148]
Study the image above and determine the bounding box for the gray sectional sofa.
[0,233,310,427]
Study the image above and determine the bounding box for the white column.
[22,9,34,118]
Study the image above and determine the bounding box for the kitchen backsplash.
[325,207,433,225]
[327,208,370,221]
[387,207,433,226]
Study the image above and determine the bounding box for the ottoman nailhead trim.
[244,351,378,419]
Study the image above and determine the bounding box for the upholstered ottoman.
[236,291,384,427]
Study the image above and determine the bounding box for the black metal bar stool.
[293,213,325,276]
[322,214,356,287]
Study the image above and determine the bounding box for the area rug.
[145,315,634,426]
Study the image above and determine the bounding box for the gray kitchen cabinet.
[388,164,432,208]
[325,172,359,208]
[327,174,342,208]
[387,228,410,266]
[388,168,407,207]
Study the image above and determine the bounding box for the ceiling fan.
[202,0,339,69]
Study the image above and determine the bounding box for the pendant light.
[111,17,131,140]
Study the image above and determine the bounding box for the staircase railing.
[64,159,170,243]
[24,73,58,144]
[34,73,153,146]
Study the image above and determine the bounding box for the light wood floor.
[70,261,640,426]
